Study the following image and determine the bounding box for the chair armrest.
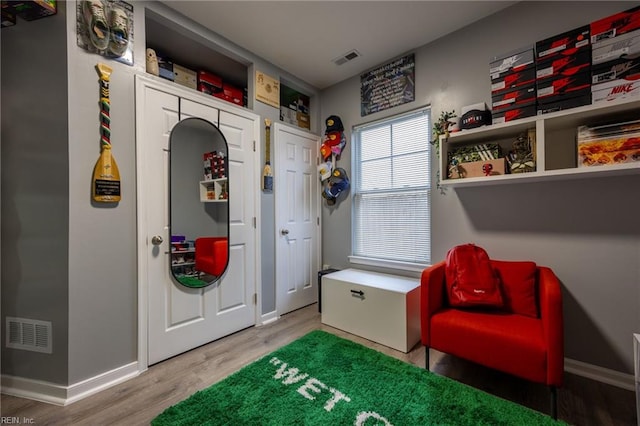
[538,266,564,387]
[420,261,446,346]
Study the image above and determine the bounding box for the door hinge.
[253,293,257,305]
[317,157,320,165]
[317,217,320,225]
[253,140,256,152]
[253,217,257,228]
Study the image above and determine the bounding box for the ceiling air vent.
[6,317,52,354]
[333,50,361,66]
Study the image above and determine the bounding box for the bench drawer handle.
[350,289,364,297]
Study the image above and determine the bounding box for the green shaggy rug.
[153,330,562,425]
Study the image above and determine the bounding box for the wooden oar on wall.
[92,63,121,203]
[262,118,273,192]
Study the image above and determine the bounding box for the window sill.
[348,255,429,274]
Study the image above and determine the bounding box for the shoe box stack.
[535,26,592,114]
[488,6,640,123]
[155,53,245,107]
[490,46,536,124]
[590,6,640,104]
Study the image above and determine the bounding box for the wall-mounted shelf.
[439,97,640,188]
[199,178,228,202]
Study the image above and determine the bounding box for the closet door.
[140,83,256,366]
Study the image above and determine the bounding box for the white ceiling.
[160,1,517,90]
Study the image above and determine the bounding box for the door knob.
[280,229,289,236]
[151,235,164,246]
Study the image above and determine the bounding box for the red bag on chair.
[445,244,504,308]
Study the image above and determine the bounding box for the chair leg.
[425,346,430,370]
[550,386,557,420]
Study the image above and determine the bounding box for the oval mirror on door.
[169,117,229,288]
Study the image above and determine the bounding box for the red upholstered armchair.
[421,260,564,419]
[195,237,228,277]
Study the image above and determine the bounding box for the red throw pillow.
[445,244,504,308]
[491,260,538,318]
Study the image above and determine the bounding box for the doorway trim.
[135,75,262,372]
[273,122,322,317]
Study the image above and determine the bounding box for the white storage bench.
[320,268,421,353]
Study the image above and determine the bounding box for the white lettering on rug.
[355,411,393,426]
[268,356,391,425]
[270,357,309,385]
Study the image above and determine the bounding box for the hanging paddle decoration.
[262,118,273,192]
[92,63,121,203]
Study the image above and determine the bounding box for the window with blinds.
[352,107,431,266]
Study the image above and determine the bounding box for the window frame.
[349,106,432,273]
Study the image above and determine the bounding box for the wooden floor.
[1,304,636,425]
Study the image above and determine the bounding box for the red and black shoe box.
[537,92,591,115]
[491,65,536,94]
[590,5,640,44]
[536,48,592,81]
[491,85,536,111]
[492,103,537,124]
[197,71,223,95]
[592,56,640,84]
[536,25,590,64]
[536,70,592,102]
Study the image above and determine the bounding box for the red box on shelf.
[214,84,243,106]
[197,71,223,95]
[536,25,590,64]
[590,5,640,44]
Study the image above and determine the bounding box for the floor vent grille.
[6,317,52,354]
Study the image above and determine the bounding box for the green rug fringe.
[153,330,565,426]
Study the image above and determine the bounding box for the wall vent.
[6,317,52,354]
[333,50,361,66]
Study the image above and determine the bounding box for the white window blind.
[352,107,431,265]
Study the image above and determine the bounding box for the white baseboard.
[258,310,279,326]
[1,362,139,406]
[565,357,634,391]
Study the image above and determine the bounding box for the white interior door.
[138,81,257,366]
[275,123,322,315]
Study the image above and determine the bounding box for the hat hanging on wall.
[325,115,344,133]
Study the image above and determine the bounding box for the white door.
[139,82,257,366]
[274,123,322,315]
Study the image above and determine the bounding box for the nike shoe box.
[590,5,640,44]
[492,103,537,124]
[592,78,640,103]
[491,65,536,94]
[491,85,536,112]
[536,25,590,64]
[592,30,640,66]
[537,92,592,115]
[490,45,534,78]
[592,56,640,84]
[536,49,592,81]
[197,71,223,96]
[536,70,592,102]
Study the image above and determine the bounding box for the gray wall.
[1,3,70,384]
[320,1,640,375]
